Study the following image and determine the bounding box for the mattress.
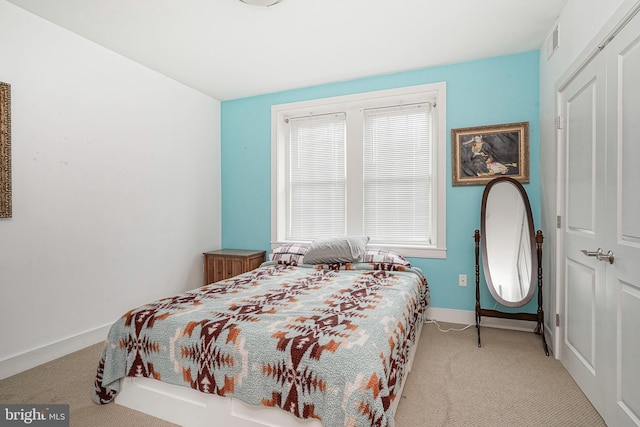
[93,261,429,427]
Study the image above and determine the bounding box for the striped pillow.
[361,249,412,269]
[269,244,310,266]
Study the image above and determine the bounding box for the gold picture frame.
[1,81,11,218]
[451,121,529,186]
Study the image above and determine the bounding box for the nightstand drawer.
[203,249,266,285]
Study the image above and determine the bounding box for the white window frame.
[271,82,447,259]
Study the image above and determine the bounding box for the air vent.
[547,25,559,59]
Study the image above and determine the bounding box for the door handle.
[581,249,601,257]
[581,248,615,264]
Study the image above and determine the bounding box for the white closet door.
[559,52,607,417]
[560,8,640,426]
[604,9,640,426]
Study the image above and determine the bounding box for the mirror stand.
[474,229,549,356]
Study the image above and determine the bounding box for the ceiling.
[7,0,568,101]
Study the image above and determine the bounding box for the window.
[271,83,446,258]
[289,113,346,239]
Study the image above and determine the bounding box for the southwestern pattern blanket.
[93,262,429,427]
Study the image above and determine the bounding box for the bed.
[92,243,429,427]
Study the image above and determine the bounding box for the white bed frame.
[115,321,423,427]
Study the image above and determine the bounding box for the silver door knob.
[581,248,615,264]
[581,249,602,257]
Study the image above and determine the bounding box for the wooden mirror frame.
[480,177,537,307]
[474,177,548,355]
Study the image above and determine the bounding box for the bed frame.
[115,321,423,427]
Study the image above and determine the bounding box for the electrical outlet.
[458,274,467,287]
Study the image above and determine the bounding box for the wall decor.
[1,81,11,218]
[451,121,529,186]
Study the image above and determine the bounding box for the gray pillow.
[303,236,370,264]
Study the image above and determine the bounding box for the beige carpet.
[0,322,605,427]
[0,342,177,427]
[396,322,606,427]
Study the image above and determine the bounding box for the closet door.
[604,10,640,426]
[560,9,640,426]
[559,52,607,417]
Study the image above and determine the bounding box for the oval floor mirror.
[474,176,548,355]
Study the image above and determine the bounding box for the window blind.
[288,113,346,240]
[363,103,432,245]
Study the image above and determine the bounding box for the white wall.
[0,0,221,377]
[539,0,632,354]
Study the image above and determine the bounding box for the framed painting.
[451,121,529,186]
[1,81,11,218]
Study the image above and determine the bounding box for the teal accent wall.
[221,50,540,313]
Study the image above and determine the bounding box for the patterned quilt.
[93,262,429,427]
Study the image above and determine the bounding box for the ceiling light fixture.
[239,0,282,6]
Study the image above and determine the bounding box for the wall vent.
[547,25,559,59]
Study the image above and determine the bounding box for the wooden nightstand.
[203,249,266,285]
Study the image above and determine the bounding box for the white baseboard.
[0,323,112,380]
[425,307,538,332]
[425,307,555,356]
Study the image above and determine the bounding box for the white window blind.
[363,103,432,245]
[272,82,447,258]
[288,113,346,240]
